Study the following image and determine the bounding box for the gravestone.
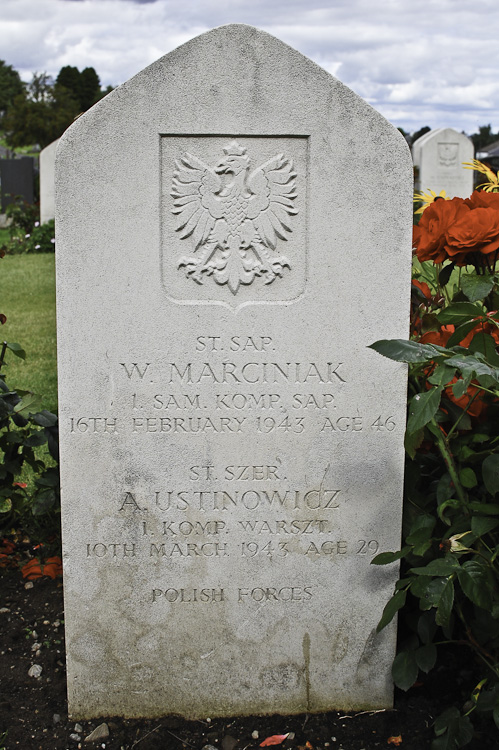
[0,157,34,212]
[412,127,474,198]
[56,24,412,720]
[40,139,59,223]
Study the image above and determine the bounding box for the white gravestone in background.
[412,127,474,198]
[56,25,412,720]
[40,138,59,224]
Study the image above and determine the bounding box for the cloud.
[2,0,499,133]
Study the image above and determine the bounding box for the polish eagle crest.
[171,141,298,294]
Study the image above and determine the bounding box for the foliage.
[0,60,24,123]
[56,64,103,111]
[0,242,59,549]
[0,340,60,545]
[3,77,80,149]
[1,198,55,255]
[470,124,499,152]
[371,175,499,747]
[410,125,431,145]
[2,63,112,149]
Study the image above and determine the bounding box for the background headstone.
[56,24,412,720]
[412,127,474,197]
[40,139,59,223]
[0,157,34,212]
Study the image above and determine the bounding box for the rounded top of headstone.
[58,23,408,160]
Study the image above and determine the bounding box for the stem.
[431,418,468,508]
[0,341,7,371]
[446,391,480,440]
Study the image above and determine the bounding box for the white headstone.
[40,138,59,223]
[412,127,474,198]
[56,24,412,720]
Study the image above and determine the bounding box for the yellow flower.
[413,189,449,215]
[462,159,499,192]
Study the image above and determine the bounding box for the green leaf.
[461,272,495,302]
[6,342,26,360]
[469,331,499,366]
[410,558,460,577]
[471,516,499,536]
[432,708,474,749]
[482,454,499,495]
[458,560,493,609]
[469,502,499,515]
[32,410,57,427]
[31,489,56,516]
[417,611,437,644]
[405,427,424,459]
[371,547,410,565]
[13,392,43,416]
[437,301,485,326]
[428,364,457,386]
[369,339,447,363]
[446,319,479,348]
[451,374,472,399]
[415,643,437,673]
[407,387,443,434]
[459,468,477,489]
[392,650,418,691]
[438,262,455,287]
[411,577,446,610]
[444,353,499,387]
[0,497,12,513]
[437,498,460,526]
[436,473,454,503]
[376,589,407,632]
[436,578,454,628]
[407,518,437,557]
[25,432,47,448]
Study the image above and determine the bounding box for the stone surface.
[56,24,412,720]
[40,138,59,224]
[412,127,474,198]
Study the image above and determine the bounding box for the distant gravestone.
[0,157,34,212]
[56,25,412,720]
[413,127,474,198]
[40,139,59,223]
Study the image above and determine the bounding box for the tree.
[79,67,101,110]
[3,64,111,149]
[3,73,80,149]
[410,125,431,144]
[56,65,102,112]
[469,124,499,151]
[0,60,25,122]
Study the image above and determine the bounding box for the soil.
[1,568,498,750]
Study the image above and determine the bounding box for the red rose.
[445,207,499,261]
[414,198,467,263]
[466,191,499,211]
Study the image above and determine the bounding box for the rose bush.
[371,177,499,748]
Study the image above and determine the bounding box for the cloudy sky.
[2,0,499,135]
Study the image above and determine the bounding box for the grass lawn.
[1,253,57,413]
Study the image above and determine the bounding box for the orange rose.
[445,207,499,261]
[419,325,454,347]
[412,279,432,299]
[414,197,467,263]
[466,191,499,211]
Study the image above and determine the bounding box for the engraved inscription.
[438,142,459,167]
[172,141,297,294]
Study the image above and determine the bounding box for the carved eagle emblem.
[171,141,298,294]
